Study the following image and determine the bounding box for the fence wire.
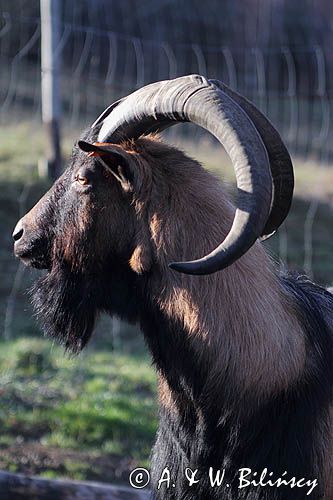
[1,11,333,158]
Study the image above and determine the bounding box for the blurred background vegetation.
[1,0,333,485]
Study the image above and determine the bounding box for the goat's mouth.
[14,243,50,270]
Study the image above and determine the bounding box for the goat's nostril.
[13,221,24,242]
[13,228,24,241]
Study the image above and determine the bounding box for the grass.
[0,338,157,482]
[0,122,78,182]
[0,122,333,483]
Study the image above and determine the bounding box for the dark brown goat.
[13,76,333,499]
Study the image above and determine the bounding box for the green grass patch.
[0,338,157,482]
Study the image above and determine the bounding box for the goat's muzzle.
[13,217,50,269]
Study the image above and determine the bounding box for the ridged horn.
[93,75,274,275]
[210,79,294,239]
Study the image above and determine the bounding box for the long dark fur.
[31,264,98,353]
[29,157,101,353]
[142,274,333,500]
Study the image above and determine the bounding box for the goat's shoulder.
[281,272,333,334]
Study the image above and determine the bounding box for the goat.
[13,75,333,499]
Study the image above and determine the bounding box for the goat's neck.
[143,175,306,406]
[143,248,305,415]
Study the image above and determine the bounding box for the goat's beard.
[30,263,98,354]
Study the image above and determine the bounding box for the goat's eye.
[76,174,89,185]
[74,171,91,186]
[73,166,97,190]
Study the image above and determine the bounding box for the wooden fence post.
[40,0,61,180]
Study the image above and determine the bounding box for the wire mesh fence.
[2,9,333,161]
[2,3,333,154]
[1,2,333,342]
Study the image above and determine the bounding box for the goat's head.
[13,140,146,270]
[12,75,294,351]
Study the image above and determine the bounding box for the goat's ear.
[78,140,133,192]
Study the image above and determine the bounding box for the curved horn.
[94,75,273,275]
[91,97,125,129]
[210,80,294,239]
